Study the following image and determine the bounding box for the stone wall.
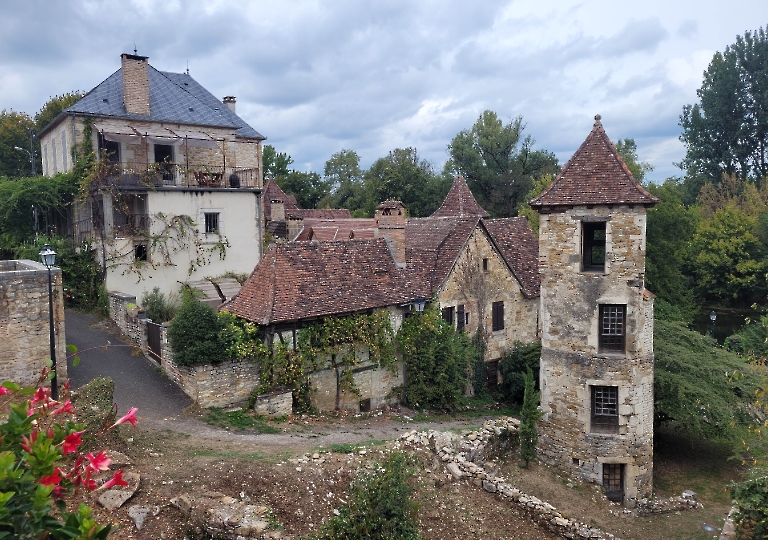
[109,291,145,346]
[537,204,654,506]
[0,260,67,387]
[162,355,260,409]
[254,387,292,417]
[310,360,404,412]
[438,226,539,362]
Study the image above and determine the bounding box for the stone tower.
[529,116,658,507]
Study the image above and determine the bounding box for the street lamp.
[14,145,37,176]
[709,311,717,339]
[40,244,58,400]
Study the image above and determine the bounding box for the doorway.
[602,463,624,502]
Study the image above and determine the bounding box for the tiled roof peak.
[529,116,657,208]
[431,176,489,218]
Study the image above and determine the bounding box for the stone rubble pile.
[399,417,620,540]
[636,489,703,514]
[171,491,291,540]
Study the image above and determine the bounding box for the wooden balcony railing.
[109,162,260,189]
[112,213,150,238]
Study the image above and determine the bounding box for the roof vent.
[102,98,108,103]
[188,107,194,112]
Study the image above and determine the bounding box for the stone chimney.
[121,53,150,116]
[375,200,406,268]
[270,199,285,222]
[223,96,236,113]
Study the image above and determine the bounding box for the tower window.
[599,304,626,352]
[591,385,619,434]
[491,301,504,331]
[582,222,606,272]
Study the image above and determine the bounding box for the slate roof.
[483,218,540,297]
[431,176,489,218]
[223,240,418,325]
[43,60,264,140]
[529,116,657,208]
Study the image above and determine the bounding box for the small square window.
[204,212,220,234]
[599,305,626,352]
[491,301,504,331]
[591,386,619,434]
[582,222,606,272]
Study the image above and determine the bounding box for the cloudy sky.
[2,1,766,183]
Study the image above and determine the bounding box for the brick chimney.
[121,53,150,116]
[270,199,285,222]
[375,200,406,268]
[223,96,236,113]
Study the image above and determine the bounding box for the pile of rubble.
[399,417,620,540]
[636,490,703,514]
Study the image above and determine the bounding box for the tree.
[362,147,446,217]
[518,367,542,467]
[0,110,35,178]
[680,27,768,184]
[615,138,653,183]
[449,111,558,218]
[276,170,330,209]
[262,145,293,180]
[34,92,85,134]
[322,149,365,210]
[167,297,226,366]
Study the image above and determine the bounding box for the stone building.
[0,260,66,387]
[530,116,658,507]
[37,53,266,301]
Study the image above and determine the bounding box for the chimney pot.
[223,96,236,113]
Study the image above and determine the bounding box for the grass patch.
[202,407,281,434]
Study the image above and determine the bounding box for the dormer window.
[582,222,606,272]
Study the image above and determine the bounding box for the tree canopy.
[680,27,768,184]
[448,111,558,218]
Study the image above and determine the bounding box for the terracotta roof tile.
[483,218,540,298]
[302,209,352,219]
[264,180,303,220]
[530,116,658,208]
[296,218,376,242]
[432,176,489,218]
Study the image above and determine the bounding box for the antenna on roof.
[133,41,137,55]
[186,60,189,75]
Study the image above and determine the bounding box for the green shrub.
[313,452,422,540]
[497,341,541,403]
[653,298,691,323]
[140,287,179,323]
[167,299,225,366]
[730,472,768,539]
[519,367,543,466]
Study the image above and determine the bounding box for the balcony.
[107,162,260,189]
[112,213,150,238]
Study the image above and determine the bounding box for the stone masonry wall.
[0,260,67,387]
[438,226,539,361]
[537,205,654,506]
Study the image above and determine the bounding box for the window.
[482,258,489,272]
[582,222,606,272]
[154,144,175,183]
[599,305,626,352]
[204,212,220,234]
[52,139,57,175]
[61,131,67,171]
[441,306,455,325]
[457,305,465,331]
[591,386,619,433]
[491,301,504,331]
[98,134,120,163]
[603,464,624,502]
[134,243,147,262]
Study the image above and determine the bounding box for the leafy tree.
[498,341,541,403]
[449,111,558,218]
[262,144,293,180]
[276,170,330,209]
[362,147,446,217]
[517,173,555,234]
[313,452,422,540]
[322,149,366,210]
[615,138,653,183]
[33,92,85,134]
[396,304,472,410]
[687,205,767,304]
[167,298,226,366]
[645,180,699,318]
[680,27,768,184]
[0,110,35,178]
[518,367,542,467]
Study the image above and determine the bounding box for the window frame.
[582,221,606,272]
[491,301,504,332]
[599,304,626,353]
[204,212,220,235]
[591,385,619,434]
[441,306,455,326]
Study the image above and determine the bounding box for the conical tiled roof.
[431,176,489,218]
[529,116,658,208]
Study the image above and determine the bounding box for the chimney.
[375,200,406,268]
[223,96,236,113]
[270,199,285,222]
[121,53,150,116]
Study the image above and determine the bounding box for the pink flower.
[85,451,111,472]
[61,430,84,455]
[39,469,62,486]
[100,470,128,490]
[113,407,138,428]
[0,387,10,396]
[51,400,74,415]
[30,387,49,407]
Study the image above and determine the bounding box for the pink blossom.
[85,451,111,472]
[113,407,138,428]
[51,400,74,415]
[0,386,10,396]
[100,470,128,490]
[61,430,84,455]
[39,469,62,486]
[29,387,49,406]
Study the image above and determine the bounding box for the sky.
[2,1,767,184]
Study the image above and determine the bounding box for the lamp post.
[709,311,717,339]
[14,145,37,176]
[40,244,58,400]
